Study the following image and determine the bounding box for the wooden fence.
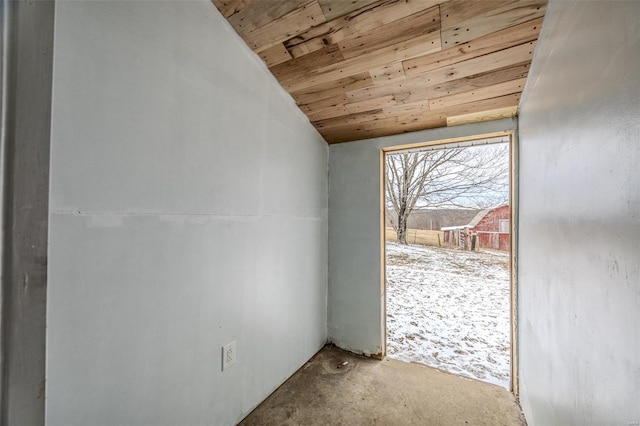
[385,227,445,247]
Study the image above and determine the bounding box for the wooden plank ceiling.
[212,0,547,143]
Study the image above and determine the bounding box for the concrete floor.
[240,345,526,426]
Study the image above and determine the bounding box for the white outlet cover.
[222,340,237,371]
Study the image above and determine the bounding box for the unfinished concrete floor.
[240,345,526,426]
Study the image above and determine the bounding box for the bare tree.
[386,144,509,244]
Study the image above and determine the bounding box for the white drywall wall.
[328,118,516,356]
[46,2,328,425]
[518,1,640,424]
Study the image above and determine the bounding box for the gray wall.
[328,118,516,356]
[517,1,640,424]
[46,2,327,425]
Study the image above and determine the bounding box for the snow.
[385,242,511,388]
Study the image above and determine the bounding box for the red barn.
[441,205,510,251]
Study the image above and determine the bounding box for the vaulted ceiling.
[212,0,547,143]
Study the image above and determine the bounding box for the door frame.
[379,130,519,396]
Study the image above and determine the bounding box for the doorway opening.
[382,133,516,392]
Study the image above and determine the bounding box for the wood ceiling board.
[286,37,326,59]
[300,93,350,119]
[259,43,294,67]
[403,16,543,76]
[243,0,326,52]
[389,62,531,106]
[270,43,344,81]
[283,0,440,59]
[345,75,429,103]
[437,93,522,118]
[345,95,397,114]
[338,6,440,60]
[345,62,523,106]
[307,105,351,122]
[300,92,348,110]
[314,102,438,132]
[383,99,431,115]
[347,76,436,104]
[370,62,405,83]
[320,93,520,134]
[282,17,346,59]
[345,42,534,105]
[425,62,531,98]
[446,105,518,126]
[412,40,536,88]
[291,72,372,104]
[282,31,442,92]
[429,77,527,110]
[321,128,380,143]
[313,109,392,129]
[367,114,448,134]
[441,0,520,27]
[391,88,432,106]
[317,0,379,21]
[227,0,309,34]
[321,114,448,143]
[212,0,547,143]
[440,0,546,47]
[212,0,251,19]
[333,0,442,39]
[317,96,517,141]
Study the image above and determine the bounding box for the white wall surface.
[518,1,640,424]
[328,118,516,356]
[46,2,328,425]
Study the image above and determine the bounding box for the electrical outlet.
[222,340,237,371]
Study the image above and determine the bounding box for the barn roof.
[440,205,508,230]
[467,209,491,228]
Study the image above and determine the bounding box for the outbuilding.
[442,205,510,251]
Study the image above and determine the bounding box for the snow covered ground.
[385,242,511,388]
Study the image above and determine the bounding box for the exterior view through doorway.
[381,132,518,393]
